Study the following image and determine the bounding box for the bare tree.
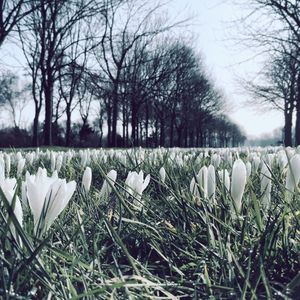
[0,0,39,46]
[78,75,94,142]
[92,0,188,147]
[19,0,102,146]
[0,71,29,128]
[58,19,90,146]
[243,45,298,146]
[241,0,300,145]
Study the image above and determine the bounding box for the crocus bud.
[50,152,56,172]
[218,169,230,191]
[159,167,166,183]
[4,153,10,177]
[56,154,63,173]
[1,178,23,241]
[278,152,288,171]
[246,161,251,179]
[207,165,216,201]
[252,156,261,173]
[198,166,208,198]
[80,151,88,167]
[99,170,117,199]
[82,167,92,194]
[286,154,300,200]
[190,177,199,197]
[26,152,34,165]
[17,158,26,177]
[16,152,22,162]
[224,151,233,167]
[231,159,247,214]
[0,157,5,182]
[21,180,28,207]
[211,154,221,168]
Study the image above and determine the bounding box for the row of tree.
[0,0,246,148]
[243,0,300,146]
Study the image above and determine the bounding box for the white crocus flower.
[80,151,88,167]
[0,156,5,182]
[66,151,73,163]
[16,152,22,162]
[0,177,23,240]
[26,168,76,236]
[218,169,230,191]
[246,161,252,179]
[286,154,300,201]
[224,151,233,167]
[21,180,28,207]
[190,177,199,197]
[26,152,34,165]
[17,158,26,177]
[42,179,76,232]
[252,156,261,173]
[82,167,92,194]
[278,152,288,171]
[211,153,221,168]
[198,166,208,198]
[231,159,247,214]
[56,154,63,173]
[99,170,117,199]
[207,165,216,201]
[125,171,150,208]
[159,167,166,183]
[190,166,208,199]
[50,152,56,172]
[4,153,10,177]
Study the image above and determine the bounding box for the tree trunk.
[136,116,140,146]
[145,103,149,147]
[189,130,194,147]
[122,103,126,147]
[131,99,138,146]
[184,125,188,147]
[44,81,53,146]
[32,114,39,147]
[295,106,300,146]
[177,127,182,147]
[154,119,158,147]
[284,103,293,147]
[107,107,112,147]
[295,75,300,146]
[126,113,129,147]
[160,117,165,146]
[196,131,199,147]
[65,105,72,147]
[111,85,118,147]
[99,117,103,146]
[139,120,143,146]
[170,111,175,147]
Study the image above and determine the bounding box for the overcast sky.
[170,0,283,138]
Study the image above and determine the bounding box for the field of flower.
[0,147,299,299]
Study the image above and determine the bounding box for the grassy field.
[0,147,299,299]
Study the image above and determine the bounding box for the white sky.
[170,0,283,138]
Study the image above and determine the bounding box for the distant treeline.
[0,113,245,148]
[0,0,245,148]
